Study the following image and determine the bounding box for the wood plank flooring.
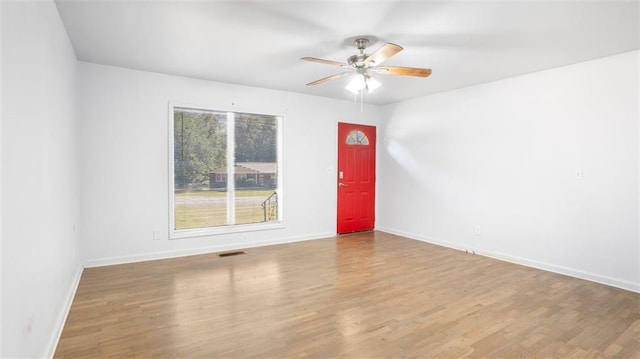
[55,231,640,358]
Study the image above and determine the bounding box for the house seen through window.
[171,106,281,234]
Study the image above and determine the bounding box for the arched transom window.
[346,130,369,145]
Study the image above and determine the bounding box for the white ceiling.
[55,1,639,105]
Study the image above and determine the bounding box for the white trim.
[83,231,334,268]
[376,226,640,294]
[0,0,3,349]
[226,111,236,225]
[45,265,84,359]
[171,221,285,239]
[167,102,177,238]
[276,116,284,222]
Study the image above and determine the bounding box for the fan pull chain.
[352,89,365,112]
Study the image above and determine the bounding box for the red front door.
[337,123,376,234]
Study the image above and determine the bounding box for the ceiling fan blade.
[375,66,432,77]
[364,43,403,66]
[301,57,348,67]
[306,71,352,86]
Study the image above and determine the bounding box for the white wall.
[378,51,640,292]
[77,62,379,265]
[0,0,4,355]
[637,51,640,291]
[1,1,82,357]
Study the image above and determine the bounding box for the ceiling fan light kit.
[301,37,432,99]
[346,73,381,94]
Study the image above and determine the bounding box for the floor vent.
[218,251,246,257]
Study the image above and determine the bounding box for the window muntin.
[171,106,282,236]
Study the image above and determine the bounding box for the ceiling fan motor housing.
[349,38,370,68]
[348,54,369,68]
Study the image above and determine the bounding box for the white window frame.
[168,103,284,239]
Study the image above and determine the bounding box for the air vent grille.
[218,251,245,258]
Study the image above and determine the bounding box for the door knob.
[338,183,348,187]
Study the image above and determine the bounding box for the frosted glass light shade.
[346,74,382,94]
[346,74,367,94]
[366,77,381,92]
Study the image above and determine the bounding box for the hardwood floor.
[55,231,640,358]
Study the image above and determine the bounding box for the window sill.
[170,221,285,240]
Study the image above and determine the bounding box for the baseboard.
[84,231,335,268]
[376,226,640,294]
[45,264,84,359]
[376,226,482,254]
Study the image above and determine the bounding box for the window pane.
[346,130,369,145]
[173,108,227,230]
[234,113,278,225]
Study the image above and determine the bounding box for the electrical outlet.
[576,169,584,179]
[152,230,161,240]
[243,233,248,241]
[474,225,482,236]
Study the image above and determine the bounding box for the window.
[346,130,369,145]
[170,105,282,238]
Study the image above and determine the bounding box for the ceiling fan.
[301,38,432,94]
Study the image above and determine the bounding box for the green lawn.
[176,189,274,198]
[175,190,276,229]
